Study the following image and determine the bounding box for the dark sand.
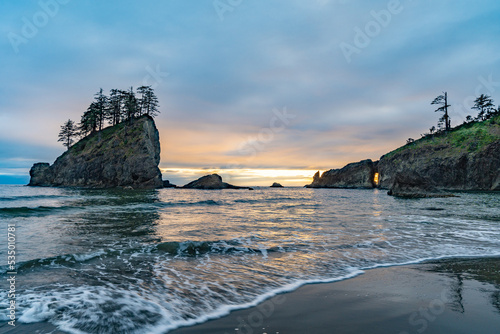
[170,258,500,334]
[2,257,499,334]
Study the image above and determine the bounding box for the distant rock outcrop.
[270,182,284,188]
[183,174,252,190]
[162,180,177,188]
[306,159,378,188]
[28,116,163,189]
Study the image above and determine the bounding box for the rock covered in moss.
[28,116,163,189]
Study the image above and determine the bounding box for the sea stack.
[183,174,252,190]
[306,159,378,189]
[28,115,163,189]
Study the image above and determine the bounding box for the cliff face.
[29,116,163,189]
[307,115,500,191]
[306,159,377,188]
[378,117,500,191]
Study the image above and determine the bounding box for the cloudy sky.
[1,0,499,186]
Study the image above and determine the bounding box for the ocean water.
[0,184,499,333]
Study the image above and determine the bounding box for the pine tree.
[58,119,77,149]
[472,94,495,121]
[123,86,138,122]
[107,89,125,126]
[79,102,99,137]
[431,92,451,131]
[137,85,160,117]
[94,88,108,130]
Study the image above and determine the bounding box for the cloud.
[1,0,500,184]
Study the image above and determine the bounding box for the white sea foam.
[72,250,106,262]
[1,186,499,333]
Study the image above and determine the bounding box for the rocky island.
[307,159,377,189]
[307,114,500,193]
[29,115,163,189]
[183,174,252,190]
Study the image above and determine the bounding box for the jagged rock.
[28,116,163,189]
[183,174,252,190]
[162,180,177,188]
[387,172,456,198]
[270,182,284,188]
[309,117,500,192]
[379,140,500,191]
[312,171,320,183]
[306,159,378,188]
[29,163,51,186]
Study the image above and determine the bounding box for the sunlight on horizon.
[161,168,322,187]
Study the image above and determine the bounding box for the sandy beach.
[2,257,499,334]
[170,257,500,334]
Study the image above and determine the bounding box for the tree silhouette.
[429,126,436,135]
[58,119,77,149]
[75,86,161,142]
[123,87,138,122]
[107,89,125,126]
[472,94,495,121]
[137,86,160,117]
[94,88,108,131]
[79,102,99,136]
[432,92,451,131]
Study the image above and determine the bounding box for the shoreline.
[2,257,499,334]
[169,256,500,334]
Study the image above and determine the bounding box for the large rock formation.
[307,116,500,192]
[387,172,456,198]
[183,174,252,190]
[378,140,500,191]
[28,116,163,189]
[270,182,284,188]
[306,159,378,188]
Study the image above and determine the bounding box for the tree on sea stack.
[94,88,108,131]
[58,119,77,149]
[78,102,99,137]
[137,85,160,117]
[472,94,495,121]
[431,92,451,131]
[106,89,125,126]
[123,86,139,123]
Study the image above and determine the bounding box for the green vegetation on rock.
[383,114,500,159]
[29,115,163,189]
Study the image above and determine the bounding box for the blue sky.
[1,0,500,186]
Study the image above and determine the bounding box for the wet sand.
[170,257,500,334]
[2,257,499,334]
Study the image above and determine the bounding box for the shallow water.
[0,185,499,333]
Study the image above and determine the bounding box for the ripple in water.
[0,186,499,333]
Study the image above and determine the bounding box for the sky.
[1,0,500,186]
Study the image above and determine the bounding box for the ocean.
[0,184,499,333]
